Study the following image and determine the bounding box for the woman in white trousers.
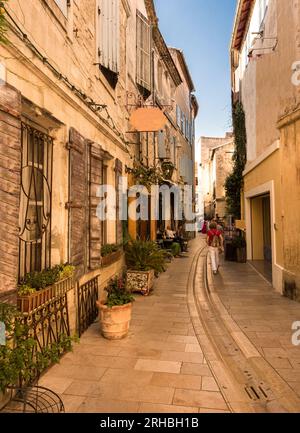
[206,222,224,275]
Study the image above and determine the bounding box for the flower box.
[126,270,155,296]
[101,250,122,268]
[0,390,11,411]
[17,277,74,313]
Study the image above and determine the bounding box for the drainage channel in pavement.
[187,242,300,413]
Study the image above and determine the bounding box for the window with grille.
[136,11,151,91]
[18,123,53,280]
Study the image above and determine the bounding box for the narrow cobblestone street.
[39,237,300,413]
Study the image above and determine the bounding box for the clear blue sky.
[154,0,237,143]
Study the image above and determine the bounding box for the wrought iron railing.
[77,277,99,337]
[3,293,71,388]
[22,293,70,355]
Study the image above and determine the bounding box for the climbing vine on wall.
[225,101,247,219]
[0,1,8,45]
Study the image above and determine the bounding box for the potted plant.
[101,244,122,267]
[125,239,168,296]
[232,235,247,263]
[96,277,134,340]
[17,264,75,312]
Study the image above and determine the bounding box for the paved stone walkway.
[214,260,300,400]
[40,239,230,413]
[39,238,300,413]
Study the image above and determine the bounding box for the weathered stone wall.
[201,135,234,220]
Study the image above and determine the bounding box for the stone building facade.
[0,0,197,309]
[231,0,300,298]
[200,134,234,221]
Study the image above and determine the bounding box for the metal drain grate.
[245,384,269,401]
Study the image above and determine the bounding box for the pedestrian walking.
[201,220,208,234]
[207,222,224,275]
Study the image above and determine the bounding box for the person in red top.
[207,222,224,275]
[201,221,208,234]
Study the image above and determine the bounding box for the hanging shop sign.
[129,107,167,132]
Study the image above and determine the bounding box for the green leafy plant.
[17,285,36,296]
[225,101,247,219]
[126,161,163,191]
[171,242,181,257]
[125,239,168,274]
[19,263,74,292]
[0,303,76,392]
[0,1,8,45]
[58,264,75,280]
[105,276,135,308]
[101,244,121,257]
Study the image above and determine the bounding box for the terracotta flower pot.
[126,270,155,296]
[96,301,132,340]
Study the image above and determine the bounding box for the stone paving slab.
[214,260,300,401]
[39,240,230,414]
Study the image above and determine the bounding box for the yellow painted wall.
[278,110,300,279]
[250,196,264,260]
[244,150,283,267]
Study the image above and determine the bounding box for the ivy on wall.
[0,1,8,45]
[225,101,247,219]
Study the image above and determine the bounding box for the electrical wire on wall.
[2,3,136,161]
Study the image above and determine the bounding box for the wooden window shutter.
[180,111,185,133]
[179,156,187,180]
[98,0,120,73]
[158,130,167,159]
[136,11,151,90]
[0,83,22,294]
[88,144,103,270]
[68,128,88,278]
